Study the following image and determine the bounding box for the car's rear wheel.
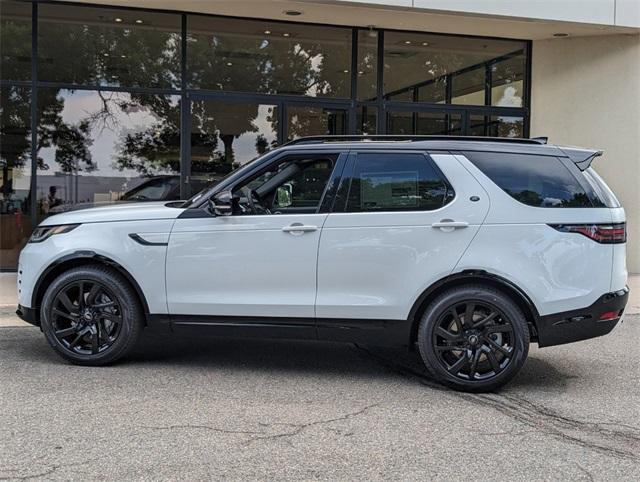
[40,264,144,365]
[417,285,529,392]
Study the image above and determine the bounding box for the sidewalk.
[1,272,639,327]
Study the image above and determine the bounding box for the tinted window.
[345,153,453,212]
[464,152,594,208]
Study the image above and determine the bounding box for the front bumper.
[537,287,629,347]
[16,305,39,327]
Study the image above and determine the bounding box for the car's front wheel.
[40,264,144,365]
[417,285,530,392]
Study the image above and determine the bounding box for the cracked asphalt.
[1,315,639,481]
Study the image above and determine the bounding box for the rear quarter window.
[463,151,596,208]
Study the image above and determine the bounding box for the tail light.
[549,223,626,244]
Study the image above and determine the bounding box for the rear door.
[315,150,490,337]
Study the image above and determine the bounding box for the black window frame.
[332,150,455,213]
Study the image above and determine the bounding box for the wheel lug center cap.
[82,309,94,322]
[468,334,479,346]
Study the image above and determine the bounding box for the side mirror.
[208,190,235,216]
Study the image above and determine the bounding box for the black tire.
[40,264,144,366]
[417,285,529,392]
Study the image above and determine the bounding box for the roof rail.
[283,135,548,146]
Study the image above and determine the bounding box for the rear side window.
[581,167,620,208]
[464,151,594,208]
[345,152,454,212]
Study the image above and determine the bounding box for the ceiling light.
[264,30,271,35]
[284,10,302,16]
[135,19,143,24]
[404,40,412,44]
[343,69,349,73]
[103,53,109,57]
[121,54,126,58]
[553,32,569,37]
[226,62,233,66]
[283,33,290,37]
[114,18,123,23]
[422,42,429,46]
[358,71,363,75]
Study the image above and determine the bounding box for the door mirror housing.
[208,190,235,216]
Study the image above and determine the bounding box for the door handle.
[432,220,469,231]
[282,223,318,234]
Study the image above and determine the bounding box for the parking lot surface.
[1,314,639,481]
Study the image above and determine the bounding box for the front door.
[166,152,345,321]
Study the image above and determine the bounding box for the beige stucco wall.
[531,34,640,273]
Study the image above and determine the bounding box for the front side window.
[464,151,594,208]
[345,152,453,212]
[232,155,338,215]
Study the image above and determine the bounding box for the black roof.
[281,135,601,170]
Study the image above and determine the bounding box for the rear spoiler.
[558,147,603,171]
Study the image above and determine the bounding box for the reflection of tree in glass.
[38,12,181,89]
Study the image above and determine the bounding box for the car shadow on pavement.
[1,326,570,392]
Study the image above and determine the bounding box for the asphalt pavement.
[1,313,639,481]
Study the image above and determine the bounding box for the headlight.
[29,224,80,243]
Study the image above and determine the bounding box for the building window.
[38,5,182,89]
[35,89,181,218]
[0,0,32,81]
[190,99,278,189]
[383,30,526,107]
[0,86,32,270]
[187,15,352,98]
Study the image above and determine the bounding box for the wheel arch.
[31,251,150,324]
[408,270,540,346]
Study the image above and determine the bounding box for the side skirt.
[147,314,411,346]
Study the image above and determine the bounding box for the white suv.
[17,136,629,392]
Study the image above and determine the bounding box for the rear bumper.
[16,305,39,327]
[537,287,629,347]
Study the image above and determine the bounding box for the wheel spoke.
[472,311,497,329]
[450,308,464,333]
[93,301,116,309]
[463,303,474,328]
[436,326,461,342]
[52,308,77,321]
[447,353,469,375]
[486,350,501,373]
[55,327,77,338]
[58,292,76,314]
[468,350,481,380]
[77,282,85,309]
[486,337,512,357]
[86,284,101,306]
[68,329,87,349]
[99,312,121,323]
[485,324,513,335]
[90,329,99,354]
[100,319,111,341]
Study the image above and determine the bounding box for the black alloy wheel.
[432,301,514,381]
[40,264,143,365]
[418,285,530,392]
[49,280,123,355]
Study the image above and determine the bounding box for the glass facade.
[0,0,530,269]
